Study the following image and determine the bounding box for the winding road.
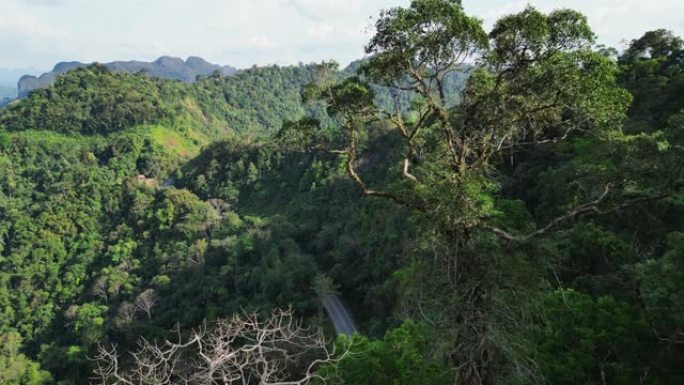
[322,294,358,337]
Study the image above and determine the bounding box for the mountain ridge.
[17,56,237,98]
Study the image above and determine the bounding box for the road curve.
[322,294,358,337]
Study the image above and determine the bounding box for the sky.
[1,0,683,73]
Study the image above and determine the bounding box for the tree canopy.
[0,2,683,385]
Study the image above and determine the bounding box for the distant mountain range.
[16,56,237,98]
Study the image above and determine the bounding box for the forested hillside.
[0,1,683,385]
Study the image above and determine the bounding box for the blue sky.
[1,0,683,71]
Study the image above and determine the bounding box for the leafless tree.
[115,301,138,330]
[92,276,109,302]
[92,308,348,385]
[64,304,80,327]
[135,289,157,320]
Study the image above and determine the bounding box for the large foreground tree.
[280,1,675,384]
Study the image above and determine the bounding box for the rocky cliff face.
[17,56,236,98]
[17,62,82,98]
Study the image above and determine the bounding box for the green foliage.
[0,63,336,138]
[321,321,453,385]
[0,7,681,385]
[303,2,640,383]
[635,232,684,343]
[499,27,684,385]
[0,65,171,134]
[532,290,650,385]
[0,332,52,385]
[188,64,326,135]
[618,29,684,133]
[72,303,108,345]
[363,0,488,85]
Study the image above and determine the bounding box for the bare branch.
[91,308,348,385]
[135,289,158,320]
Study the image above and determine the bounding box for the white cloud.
[284,0,364,19]
[0,13,66,38]
[0,11,67,69]
[24,0,69,7]
[21,0,69,6]
[245,35,276,50]
[307,23,335,39]
[307,22,365,42]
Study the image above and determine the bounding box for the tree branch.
[486,185,671,242]
[344,118,418,208]
[91,308,348,385]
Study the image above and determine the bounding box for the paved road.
[322,294,358,337]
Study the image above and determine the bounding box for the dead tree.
[135,289,157,320]
[92,276,110,303]
[115,301,138,330]
[92,308,347,385]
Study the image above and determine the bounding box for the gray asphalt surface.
[322,294,358,337]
